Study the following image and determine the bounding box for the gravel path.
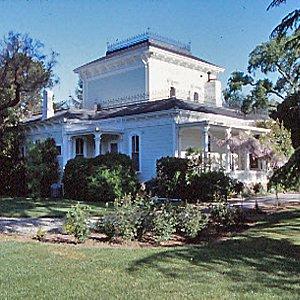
[229,193,300,209]
[0,217,101,236]
[0,217,64,235]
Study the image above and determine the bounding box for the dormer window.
[170,87,176,98]
[194,92,199,101]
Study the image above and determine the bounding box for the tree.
[266,1,300,193]
[54,79,83,110]
[0,127,27,196]
[268,0,300,47]
[258,119,294,167]
[75,79,83,108]
[0,32,58,195]
[0,32,58,124]
[269,92,300,192]
[26,138,60,197]
[224,31,299,114]
[271,92,300,149]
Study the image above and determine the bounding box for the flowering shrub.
[177,204,208,238]
[152,204,177,243]
[64,204,90,243]
[209,202,245,229]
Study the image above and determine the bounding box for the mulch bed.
[0,203,298,249]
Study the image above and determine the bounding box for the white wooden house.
[23,32,269,185]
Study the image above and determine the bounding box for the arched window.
[194,92,199,101]
[131,135,140,171]
[170,86,176,98]
[75,138,84,157]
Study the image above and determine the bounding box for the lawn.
[0,197,112,218]
[0,208,299,299]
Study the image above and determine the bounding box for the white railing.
[107,31,191,54]
[100,93,149,109]
[181,151,239,171]
[97,88,207,109]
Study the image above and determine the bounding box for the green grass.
[0,197,112,218]
[0,208,299,299]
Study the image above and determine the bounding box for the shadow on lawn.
[0,198,68,217]
[128,209,300,295]
[0,197,108,218]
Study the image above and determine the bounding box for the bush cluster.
[209,202,245,229]
[63,153,139,202]
[148,156,238,202]
[97,196,209,244]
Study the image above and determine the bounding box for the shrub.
[63,157,91,201]
[177,204,208,238]
[63,153,139,202]
[98,195,148,241]
[229,179,245,197]
[186,171,232,203]
[64,204,90,243]
[252,183,265,195]
[26,138,60,197]
[144,178,159,196]
[97,196,180,243]
[153,157,233,203]
[152,203,177,243]
[35,227,46,241]
[92,153,139,197]
[88,167,124,202]
[156,157,189,199]
[209,202,245,229]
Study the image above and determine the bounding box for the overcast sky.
[0,0,296,102]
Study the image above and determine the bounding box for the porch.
[177,121,269,185]
[62,128,123,166]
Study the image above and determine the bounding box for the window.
[250,154,259,170]
[110,143,118,154]
[170,86,176,98]
[194,92,199,101]
[21,146,26,157]
[131,135,140,171]
[75,138,84,156]
[56,145,62,156]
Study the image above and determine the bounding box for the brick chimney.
[42,89,54,120]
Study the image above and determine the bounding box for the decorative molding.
[149,50,223,73]
[81,53,144,80]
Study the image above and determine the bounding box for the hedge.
[149,156,233,202]
[63,153,139,202]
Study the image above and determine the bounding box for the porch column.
[245,151,250,171]
[201,124,210,153]
[83,136,88,157]
[244,130,251,171]
[68,136,73,160]
[225,128,232,172]
[172,122,179,157]
[94,133,101,157]
[201,124,210,164]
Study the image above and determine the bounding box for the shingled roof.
[23,98,268,125]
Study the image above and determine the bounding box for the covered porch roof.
[178,120,269,134]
